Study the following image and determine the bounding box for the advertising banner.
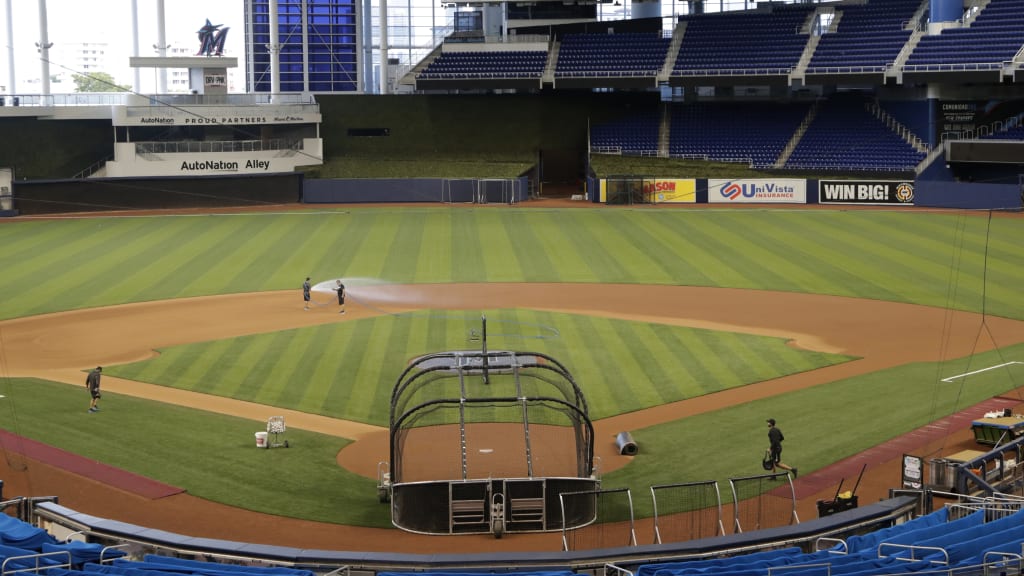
[708,179,807,204]
[0,168,12,210]
[902,454,923,489]
[645,179,696,203]
[819,180,915,205]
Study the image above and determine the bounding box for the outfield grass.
[0,209,1021,321]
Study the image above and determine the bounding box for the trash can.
[255,431,269,448]
[816,495,858,517]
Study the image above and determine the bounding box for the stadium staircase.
[774,99,821,168]
[658,102,671,158]
[868,100,929,154]
[543,41,560,86]
[788,6,839,83]
[657,21,686,84]
[405,44,444,85]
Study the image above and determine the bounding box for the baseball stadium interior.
[2,0,1024,574]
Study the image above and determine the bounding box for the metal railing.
[135,139,301,155]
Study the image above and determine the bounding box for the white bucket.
[255,431,268,448]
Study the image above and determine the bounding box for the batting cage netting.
[387,349,598,535]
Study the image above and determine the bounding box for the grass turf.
[104,310,853,424]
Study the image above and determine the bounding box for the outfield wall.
[11,174,303,215]
[591,177,1022,210]
[303,177,530,204]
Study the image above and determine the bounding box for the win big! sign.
[819,181,914,205]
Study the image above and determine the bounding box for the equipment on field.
[266,415,289,448]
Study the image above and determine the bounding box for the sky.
[0,0,245,93]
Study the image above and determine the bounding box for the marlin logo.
[197,19,229,57]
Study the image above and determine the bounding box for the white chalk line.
[941,361,1024,383]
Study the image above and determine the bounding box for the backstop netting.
[604,176,649,205]
[729,472,799,533]
[560,487,636,551]
[651,480,726,544]
[390,350,593,483]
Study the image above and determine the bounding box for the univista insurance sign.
[708,179,807,203]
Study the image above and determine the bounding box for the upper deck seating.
[904,0,1024,69]
[673,4,815,75]
[556,33,671,77]
[806,0,920,72]
[418,50,548,79]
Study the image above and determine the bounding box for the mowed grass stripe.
[214,215,325,294]
[128,216,274,301]
[501,212,562,281]
[451,211,487,282]
[263,213,349,288]
[594,211,679,284]
[233,330,296,401]
[610,212,703,284]
[415,212,453,282]
[637,213,716,285]
[688,214,808,291]
[548,211,626,282]
[529,212,598,282]
[0,220,99,277]
[197,336,262,396]
[476,210,523,282]
[337,318,395,422]
[612,320,679,405]
[7,218,165,314]
[307,212,376,282]
[206,335,272,399]
[806,212,983,297]
[263,328,323,406]
[791,212,979,303]
[561,314,642,418]
[651,214,757,287]
[656,325,718,397]
[379,211,429,282]
[294,323,352,414]
[167,216,290,295]
[724,212,874,294]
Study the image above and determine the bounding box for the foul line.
[941,361,1024,383]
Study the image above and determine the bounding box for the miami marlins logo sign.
[197,19,229,56]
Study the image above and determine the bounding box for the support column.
[131,0,141,93]
[36,0,52,96]
[155,0,168,93]
[930,0,962,24]
[380,0,389,94]
[631,0,659,20]
[268,0,281,101]
[5,0,14,96]
[363,0,373,92]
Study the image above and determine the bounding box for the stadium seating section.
[785,94,926,171]
[418,51,548,79]
[556,33,671,77]
[805,0,920,73]
[668,101,811,167]
[905,0,1024,69]
[673,4,815,75]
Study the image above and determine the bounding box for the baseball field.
[1,203,1024,552]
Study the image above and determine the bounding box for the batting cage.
[387,348,598,536]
